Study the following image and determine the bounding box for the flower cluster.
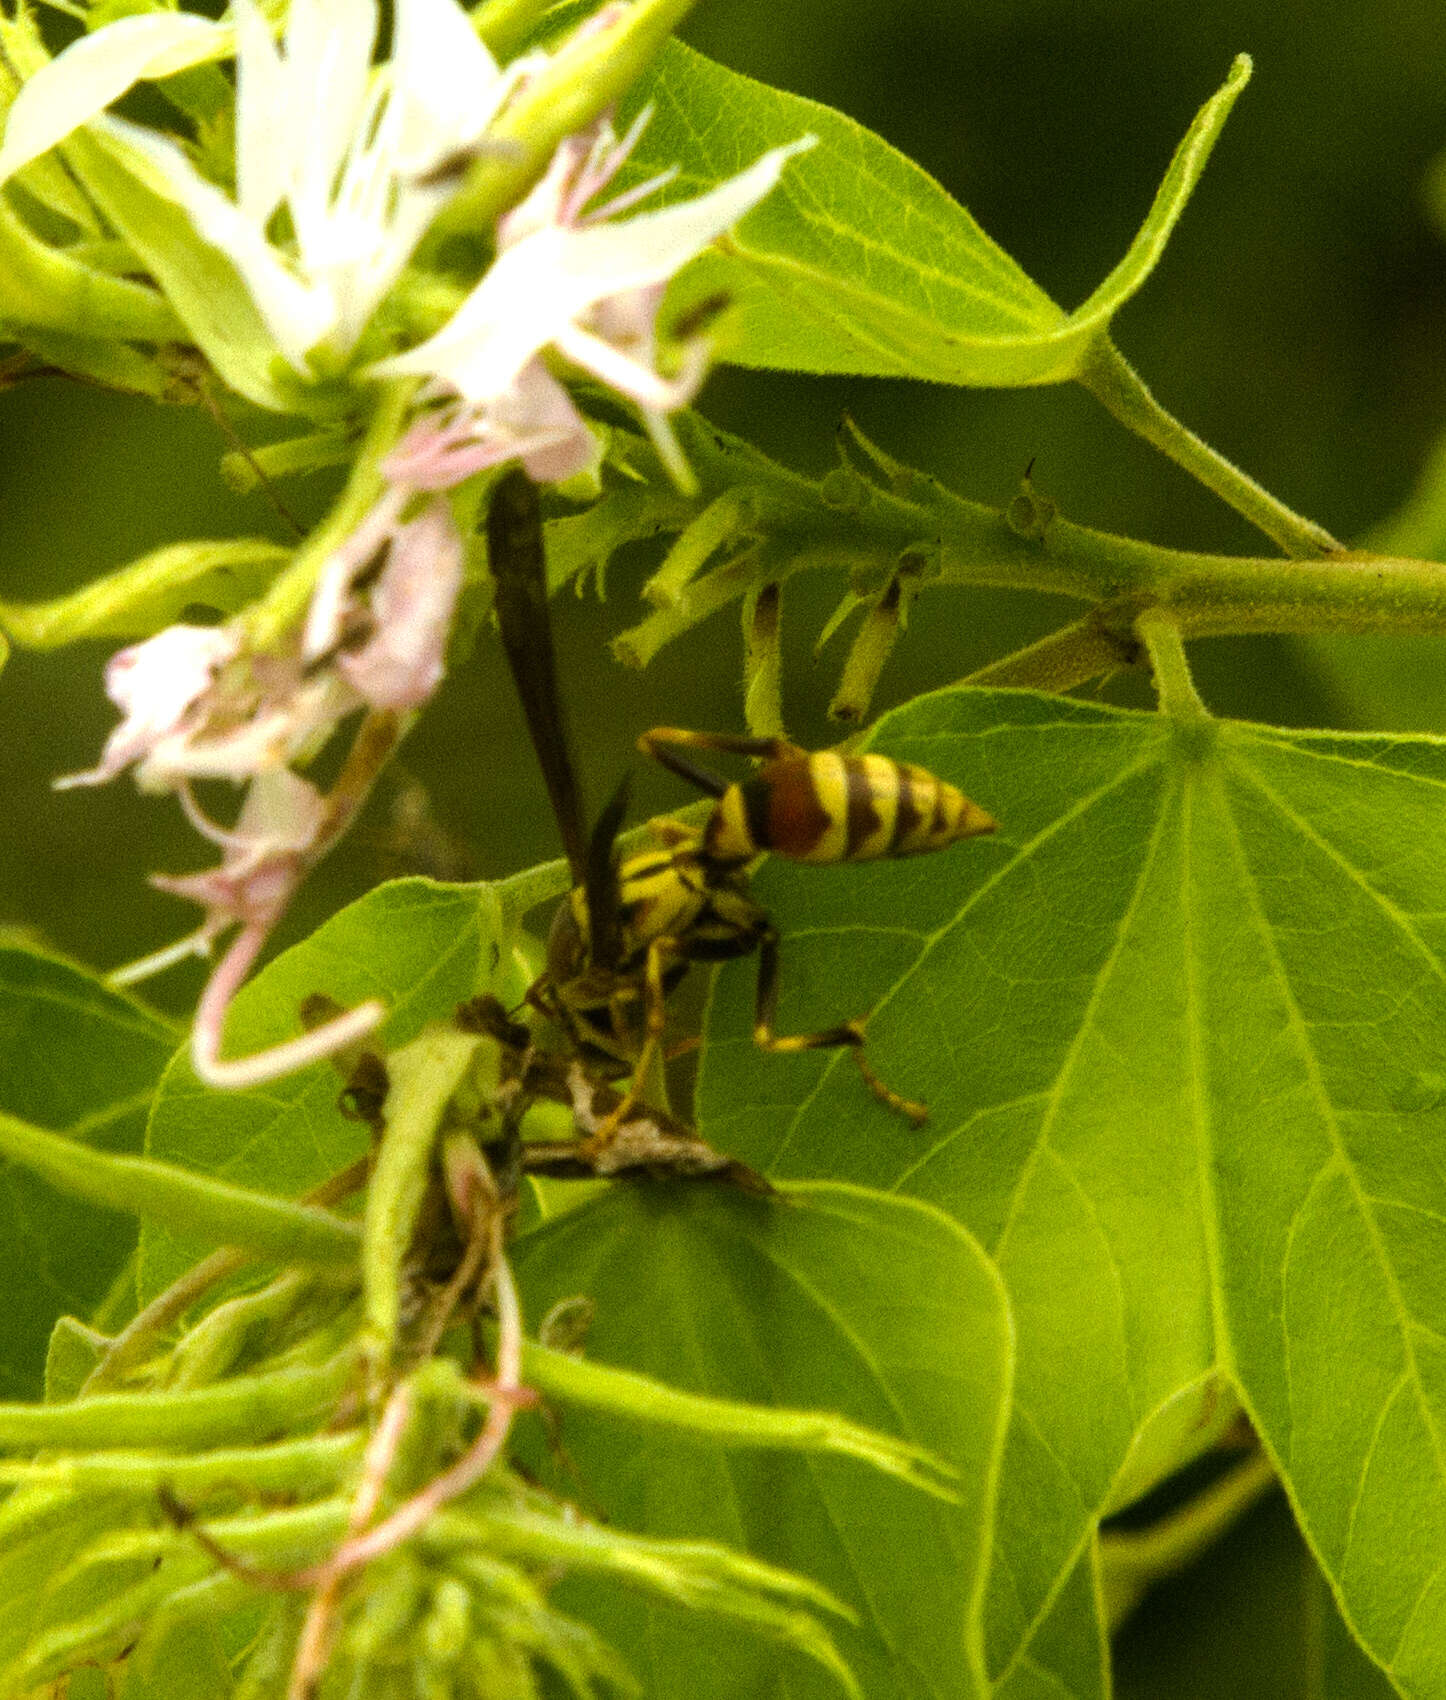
[1,0,810,1086]
[63,491,465,1086]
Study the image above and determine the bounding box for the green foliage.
[140,878,513,1298]
[513,1181,1011,1700]
[699,685,1446,1694]
[636,45,1251,387]
[0,948,173,1396]
[3,4,1446,1698]
[0,538,291,650]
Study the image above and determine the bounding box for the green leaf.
[0,538,291,651]
[44,1317,109,1405]
[631,44,1249,386]
[512,1179,1012,1700]
[994,1545,1108,1700]
[695,686,1446,1698]
[0,948,174,1397]
[0,1485,146,1678]
[117,1617,235,1700]
[139,878,515,1301]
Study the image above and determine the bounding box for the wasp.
[485,469,997,1132]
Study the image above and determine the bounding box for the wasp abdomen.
[706,752,996,865]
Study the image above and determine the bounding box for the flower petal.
[54,622,239,790]
[387,0,507,174]
[339,499,463,708]
[370,138,815,403]
[558,135,816,300]
[0,12,230,189]
[283,0,379,250]
[233,0,289,230]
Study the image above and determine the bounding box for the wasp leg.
[589,936,685,1147]
[750,927,928,1127]
[637,727,808,798]
[641,728,808,763]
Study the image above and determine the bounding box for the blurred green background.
[1,0,1441,1685]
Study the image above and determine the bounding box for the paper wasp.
[485,469,997,1132]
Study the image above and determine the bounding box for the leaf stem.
[1137,610,1209,721]
[1077,336,1340,559]
[1100,1449,1278,1630]
[0,1109,361,1266]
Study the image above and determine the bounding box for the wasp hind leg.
[637,728,808,799]
[751,927,928,1128]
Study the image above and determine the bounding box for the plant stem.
[243,384,413,650]
[1077,336,1340,559]
[1138,610,1209,720]
[926,505,1446,643]
[615,422,1446,668]
[1100,1449,1278,1630]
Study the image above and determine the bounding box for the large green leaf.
[993,1544,1108,1700]
[697,686,1446,1698]
[511,1180,1012,1700]
[631,43,1249,386]
[0,949,174,1396]
[139,878,512,1301]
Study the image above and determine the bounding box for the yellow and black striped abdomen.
[705,752,997,866]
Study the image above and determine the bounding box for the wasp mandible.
[486,469,997,1132]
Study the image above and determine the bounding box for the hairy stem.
[1138,610,1209,720]
[1077,336,1340,559]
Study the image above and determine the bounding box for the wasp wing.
[584,772,631,973]
[487,470,591,885]
[486,470,627,970]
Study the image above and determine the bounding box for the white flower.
[0,12,233,189]
[304,493,464,710]
[3,0,516,376]
[55,623,242,791]
[370,117,816,482]
[155,766,328,945]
